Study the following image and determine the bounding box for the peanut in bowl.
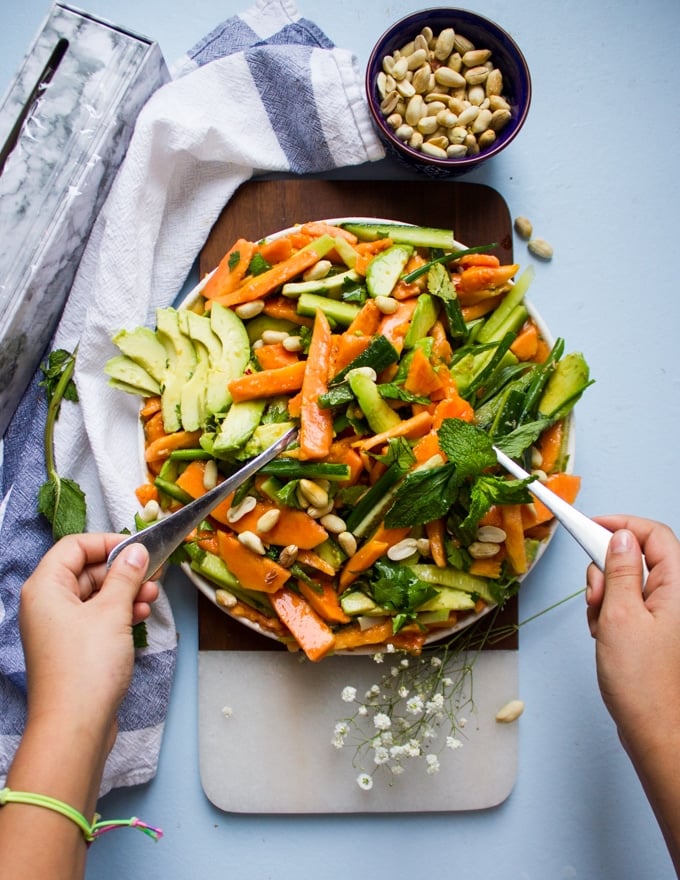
[365,9,532,177]
[107,218,589,661]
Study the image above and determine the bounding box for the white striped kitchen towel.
[0,0,383,795]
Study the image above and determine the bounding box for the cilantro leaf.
[247,252,272,276]
[368,559,437,633]
[228,250,241,272]
[384,462,459,528]
[437,419,497,480]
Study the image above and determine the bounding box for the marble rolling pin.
[0,1,169,436]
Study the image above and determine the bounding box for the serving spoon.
[108,426,298,582]
[494,445,614,572]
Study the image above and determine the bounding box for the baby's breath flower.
[373,746,389,765]
[334,721,349,737]
[430,656,442,668]
[446,735,464,750]
[426,693,445,712]
[373,712,391,731]
[372,653,384,664]
[426,754,441,774]
[341,686,357,703]
[406,740,421,758]
[358,705,368,716]
[459,717,467,728]
[357,773,373,791]
[398,685,409,698]
[390,666,399,678]
[406,695,424,716]
[390,763,405,776]
[442,676,453,687]
[400,658,409,668]
[221,706,233,719]
[386,643,396,653]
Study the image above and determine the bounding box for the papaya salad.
[105,219,592,661]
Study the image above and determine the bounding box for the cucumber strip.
[259,460,351,481]
[344,463,405,533]
[476,265,535,344]
[340,222,455,250]
[330,334,399,385]
[296,292,360,327]
[281,268,360,299]
[518,338,565,423]
[365,244,413,297]
[409,564,496,604]
[465,332,517,396]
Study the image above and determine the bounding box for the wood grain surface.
[195,178,517,652]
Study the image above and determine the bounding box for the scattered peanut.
[256,508,281,533]
[226,494,257,523]
[338,531,357,557]
[202,459,218,490]
[261,329,290,345]
[528,237,554,261]
[140,499,160,523]
[379,24,513,160]
[495,699,525,723]
[237,530,266,555]
[234,299,265,319]
[387,537,419,561]
[215,589,238,609]
[278,544,299,568]
[468,541,501,559]
[298,478,329,509]
[513,215,533,240]
[320,513,347,534]
[475,525,507,543]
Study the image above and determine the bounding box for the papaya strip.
[202,238,257,300]
[299,310,334,460]
[217,532,292,593]
[144,430,202,463]
[228,361,306,403]
[354,410,433,452]
[269,587,335,661]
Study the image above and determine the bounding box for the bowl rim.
[172,216,572,655]
[365,7,532,171]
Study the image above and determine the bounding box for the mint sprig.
[37,348,87,540]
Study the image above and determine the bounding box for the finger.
[97,543,150,610]
[585,563,604,608]
[600,529,645,611]
[586,604,599,638]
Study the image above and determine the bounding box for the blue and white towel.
[0,0,383,794]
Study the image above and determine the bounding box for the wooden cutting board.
[195,179,520,813]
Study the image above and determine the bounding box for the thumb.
[603,529,645,604]
[99,543,150,607]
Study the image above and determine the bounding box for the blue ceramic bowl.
[366,9,531,177]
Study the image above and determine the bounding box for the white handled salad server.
[108,426,298,582]
[494,445,614,572]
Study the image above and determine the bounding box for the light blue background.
[2,1,679,878]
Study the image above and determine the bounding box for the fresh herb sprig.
[37,349,87,540]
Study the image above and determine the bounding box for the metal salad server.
[107,426,298,582]
[494,445,614,572]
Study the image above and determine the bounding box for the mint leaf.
[371,436,416,470]
[377,383,429,405]
[132,622,149,649]
[38,476,86,540]
[437,419,497,480]
[495,419,552,459]
[228,250,241,271]
[459,475,534,543]
[384,462,458,528]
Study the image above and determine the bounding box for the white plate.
[165,218,574,652]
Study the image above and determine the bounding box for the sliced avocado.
[403,293,439,349]
[365,243,413,297]
[156,307,197,433]
[104,355,161,396]
[179,340,210,431]
[213,399,266,454]
[208,304,251,414]
[538,352,592,419]
[348,370,401,434]
[245,315,298,344]
[111,326,167,384]
[281,268,360,299]
[236,420,296,460]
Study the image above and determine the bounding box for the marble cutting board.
[196,179,520,813]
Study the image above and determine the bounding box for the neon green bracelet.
[0,787,162,843]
